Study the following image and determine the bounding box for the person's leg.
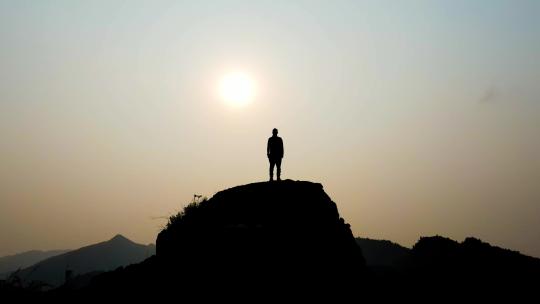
[276,158,282,181]
[269,159,275,181]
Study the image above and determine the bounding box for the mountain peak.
[10,234,155,287]
[109,234,131,243]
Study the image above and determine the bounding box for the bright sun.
[219,72,256,106]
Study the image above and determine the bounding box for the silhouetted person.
[267,128,284,181]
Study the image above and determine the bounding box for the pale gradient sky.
[1,0,539,257]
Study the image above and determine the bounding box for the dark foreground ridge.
[5,180,540,300]
[85,180,368,298]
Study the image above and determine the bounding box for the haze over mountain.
[11,235,155,287]
[0,250,70,279]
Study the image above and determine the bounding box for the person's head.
[272,128,278,136]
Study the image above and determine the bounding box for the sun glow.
[219,72,256,106]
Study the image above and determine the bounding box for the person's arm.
[280,138,284,157]
[267,138,270,157]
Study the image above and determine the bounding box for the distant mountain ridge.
[0,249,70,278]
[11,234,155,287]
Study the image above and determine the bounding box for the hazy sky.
[1,0,539,257]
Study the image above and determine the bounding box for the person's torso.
[268,136,283,156]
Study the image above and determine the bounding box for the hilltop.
[88,180,368,298]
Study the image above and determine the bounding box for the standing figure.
[267,128,284,181]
